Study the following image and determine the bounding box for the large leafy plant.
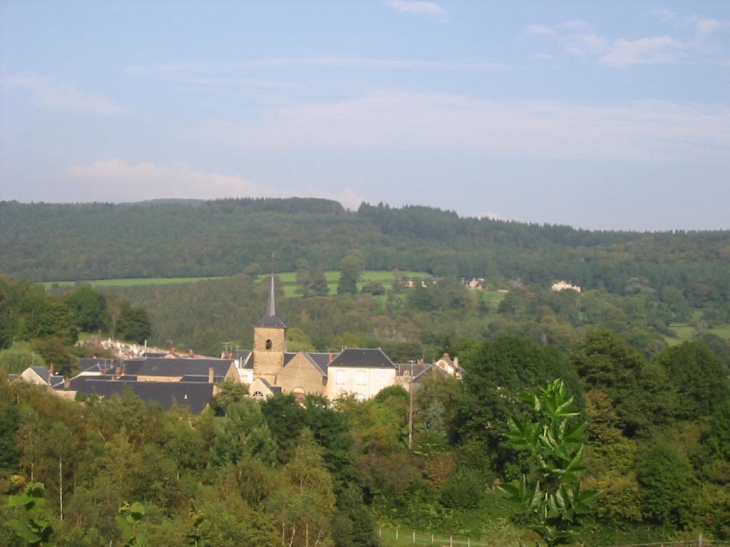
[4,479,54,546]
[500,379,599,547]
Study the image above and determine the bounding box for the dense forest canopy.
[2,199,729,308]
[3,197,729,361]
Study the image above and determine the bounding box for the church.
[236,276,401,401]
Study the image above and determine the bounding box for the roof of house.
[56,376,215,413]
[251,377,283,395]
[78,358,120,373]
[305,352,335,374]
[256,275,286,328]
[397,362,431,380]
[120,357,233,378]
[328,348,395,369]
[412,363,444,383]
[30,366,51,383]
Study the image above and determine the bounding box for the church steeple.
[256,275,286,328]
[253,275,287,383]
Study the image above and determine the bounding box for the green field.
[46,276,225,289]
[665,322,730,346]
[270,271,432,297]
[46,271,433,295]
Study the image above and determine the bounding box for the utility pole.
[408,362,414,449]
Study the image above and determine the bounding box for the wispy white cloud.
[2,76,125,115]
[237,57,444,69]
[645,7,676,22]
[384,0,446,19]
[692,17,727,41]
[526,11,728,68]
[126,56,469,75]
[525,24,555,37]
[532,53,557,62]
[191,91,730,163]
[183,77,313,90]
[63,158,367,208]
[599,36,682,67]
[525,21,608,58]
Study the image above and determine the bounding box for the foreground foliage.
[0,327,729,545]
[501,380,599,546]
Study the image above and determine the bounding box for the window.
[336,370,345,384]
[357,371,366,385]
[265,339,272,350]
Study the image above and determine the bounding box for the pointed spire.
[256,275,286,328]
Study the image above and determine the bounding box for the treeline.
[97,272,730,363]
[2,329,730,546]
[0,276,151,375]
[2,199,730,315]
[5,271,730,377]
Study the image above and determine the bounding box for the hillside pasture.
[665,322,730,346]
[46,271,434,296]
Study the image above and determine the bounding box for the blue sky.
[1,1,728,231]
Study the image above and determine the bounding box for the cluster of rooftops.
[9,277,463,413]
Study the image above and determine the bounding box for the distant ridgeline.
[1,197,729,303]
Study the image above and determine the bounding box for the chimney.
[453,357,459,369]
[188,349,194,358]
[64,376,70,389]
[328,352,333,363]
[221,350,226,359]
[48,364,54,385]
[208,367,215,384]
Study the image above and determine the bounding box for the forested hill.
[1,198,729,298]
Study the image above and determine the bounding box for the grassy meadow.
[45,271,434,296]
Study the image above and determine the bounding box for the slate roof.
[55,376,215,413]
[30,366,52,383]
[119,357,233,379]
[256,275,286,328]
[252,377,283,395]
[398,362,432,381]
[328,348,395,369]
[78,358,120,373]
[232,350,253,369]
[305,352,336,374]
[412,363,442,383]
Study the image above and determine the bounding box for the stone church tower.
[253,276,286,384]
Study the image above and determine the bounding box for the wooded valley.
[1,197,730,545]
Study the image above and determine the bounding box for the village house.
[50,350,236,413]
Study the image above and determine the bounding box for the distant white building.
[551,280,582,292]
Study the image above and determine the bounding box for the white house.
[326,348,397,401]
